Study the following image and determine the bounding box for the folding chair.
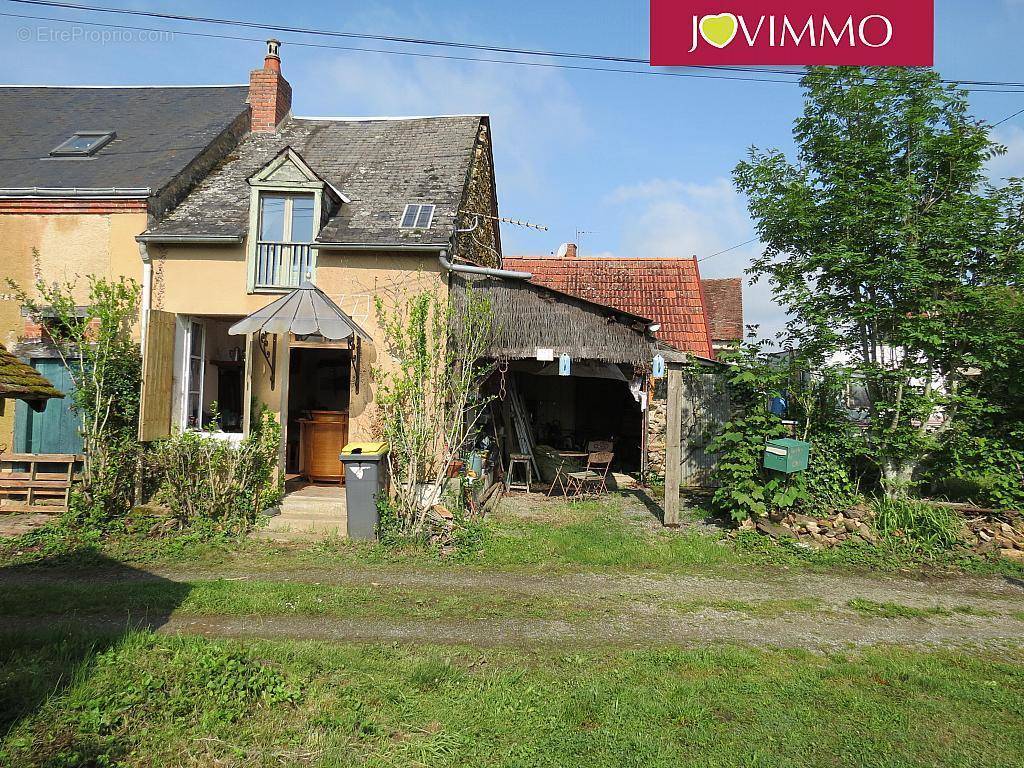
[586,440,613,454]
[547,463,568,496]
[565,451,614,497]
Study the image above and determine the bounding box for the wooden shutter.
[138,310,176,442]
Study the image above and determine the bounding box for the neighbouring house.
[135,42,502,493]
[504,244,715,358]
[502,246,728,482]
[701,277,744,351]
[0,79,251,453]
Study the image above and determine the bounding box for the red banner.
[651,1,934,66]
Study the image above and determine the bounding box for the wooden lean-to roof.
[449,273,655,365]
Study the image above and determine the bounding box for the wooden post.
[664,364,683,526]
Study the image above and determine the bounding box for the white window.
[184,320,205,429]
[400,203,435,229]
[254,192,316,289]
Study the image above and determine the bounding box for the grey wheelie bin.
[339,442,389,540]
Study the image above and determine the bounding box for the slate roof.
[0,85,250,193]
[701,278,744,343]
[502,256,714,358]
[0,345,63,403]
[143,115,485,246]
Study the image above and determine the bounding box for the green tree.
[374,285,494,531]
[734,66,1024,494]
[11,268,142,519]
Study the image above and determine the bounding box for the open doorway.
[285,344,351,484]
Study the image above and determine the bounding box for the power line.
[8,9,1024,97]
[0,11,804,86]
[991,106,1024,128]
[9,0,1024,94]
[698,238,759,263]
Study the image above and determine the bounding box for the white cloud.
[987,125,1024,181]
[310,53,587,196]
[605,177,788,340]
[605,179,688,204]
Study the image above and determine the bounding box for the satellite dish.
[555,243,569,258]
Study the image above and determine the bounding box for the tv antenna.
[575,229,595,256]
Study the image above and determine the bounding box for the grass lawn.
[5,494,1021,580]
[1,497,1022,766]
[1,631,1022,767]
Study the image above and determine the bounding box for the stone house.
[134,41,503,491]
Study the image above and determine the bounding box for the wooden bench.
[0,453,83,513]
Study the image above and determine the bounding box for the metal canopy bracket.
[259,332,277,390]
[350,335,361,394]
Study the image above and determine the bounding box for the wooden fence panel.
[678,369,730,487]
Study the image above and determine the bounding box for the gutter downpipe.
[138,241,152,360]
[438,250,532,280]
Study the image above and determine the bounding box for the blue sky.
[3,1,1024,338]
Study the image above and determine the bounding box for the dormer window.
[401,204,435,229]
[246,147,338,293]
[254,192,316,289]
[50,131,115,157]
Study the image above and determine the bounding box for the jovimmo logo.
[650,1,934,65]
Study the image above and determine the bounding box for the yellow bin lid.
[340,441,388,456]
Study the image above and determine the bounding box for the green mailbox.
[763,438,811,474]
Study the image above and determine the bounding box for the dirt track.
[2,563,1021,651]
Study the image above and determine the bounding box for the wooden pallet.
[0,453,83,513]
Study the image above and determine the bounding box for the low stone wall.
[646,377,668,477]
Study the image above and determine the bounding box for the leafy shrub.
[149,408,282,534]
[873,497,963,555]
[12,272,143,522]
[708,345,809,522]
[929,429,1024,511]
[710,408,807,521]
[804,432,863,514]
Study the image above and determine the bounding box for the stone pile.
[965,514,1024,562]
[735,505,878,550]
[735,503,1024,561]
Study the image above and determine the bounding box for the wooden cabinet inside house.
[287,344,352,483]
[298,410,349,482]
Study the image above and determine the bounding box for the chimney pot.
[563,243,578,259]
[264,38,281,72]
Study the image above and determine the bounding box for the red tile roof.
[701,278,744,343]
[502,255,714,357]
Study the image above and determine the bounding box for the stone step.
[264,520,344,532]
[275,505,343,516]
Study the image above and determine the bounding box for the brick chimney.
[560,242,578,259]
[248,39,292,133]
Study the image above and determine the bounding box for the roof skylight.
[400,203,435,229]
[49,131,116,157]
